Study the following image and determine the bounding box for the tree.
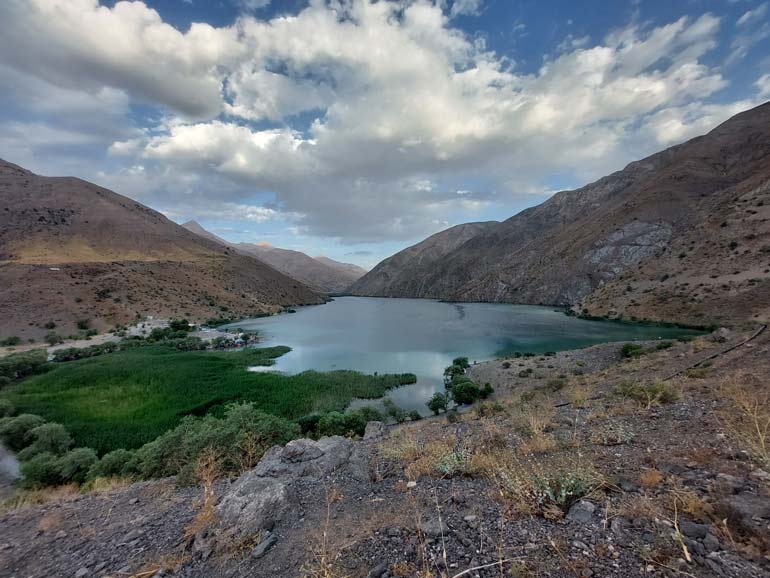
[0,413,45,451]
[451,382,482,405]
[59,448,99,484]
[443,364,465,385]
[427,392,449,415]
[452,357,470,369]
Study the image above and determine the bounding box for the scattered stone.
[251,532,278,559]
[366,563,388,578]
[54,530,68,540]
[363,421,385,440]
[74,567,89,578]
[566,500,595,523]
[419,518,448,538]
[679,521,709,539]
[703,533,720,552]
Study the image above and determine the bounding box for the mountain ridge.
[352,102,770,326]
[0,162,324,340]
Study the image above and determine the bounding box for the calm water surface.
[228,297,699,413]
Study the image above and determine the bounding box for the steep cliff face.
[348,221,498,297]
[352,102,770,325]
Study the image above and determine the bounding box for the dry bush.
[128,552,190,578]
[614,380,679,409]
[184,447,220,540]
[302,482,350,578]
[639,469,664,489]
[510,402,555,437]
[719,374,769,468]
[567,383,592,408]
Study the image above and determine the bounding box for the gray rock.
[419,518,448,538]
[679,521,709,539]
[721,492,770,523]
[367,563,388,578]
[703,533,720,552]
[251,532,278,559]
[74,568,89,578]
[711,328,731,343]
[251,437,353,479]
[217,477,294,539]
[566,500,595,523]
[364,421,385,440]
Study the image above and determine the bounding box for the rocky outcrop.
[214,436,363,545]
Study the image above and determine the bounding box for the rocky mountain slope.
[349,221,498,297]
[181,221,366,294]
[0,161,323,340]
[352,102,770,326]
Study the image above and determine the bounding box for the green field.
[2,345,415,454]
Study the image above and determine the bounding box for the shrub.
[45,332,63,345]
[382,398,407,423]
[76,319,91,330]
[619,343,646,358]
[452,357,470,370]
[0,413,46,451]
[316,411,368,437]
[0,349,48,381]
[427,392,450,415]
[43,321,57,330]
[481,383,494,398]
[131,403,299,482]
[169,318,192,332]
[534,471,593,511]
[59,448,99,484]
[615,380,679,408]
[452,381,482,405]
[297,413,322,435]
[0,336,21,346]
[20,452,62,488]
[0,399,15,417]
[17,423,73,460]
[88,448,135,479]
[408,410,421,421]
[357,405,385,424]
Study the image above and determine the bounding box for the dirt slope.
[0,161,323,340]
[352,102,770,326]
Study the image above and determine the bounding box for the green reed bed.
[2,345,415,454]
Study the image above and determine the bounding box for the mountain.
[180,222,366,293]
[352,102,770,326]
[180,220,230,246]
[234,244,363,294]
[0,160,324,341]
[313,256,368,279]
[349,222,498,297]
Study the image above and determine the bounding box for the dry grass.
[128,552,190,578]
[719,373,770,468]
[184,447,220,540]
[639,469,664,489]
[0,484,79,513]
[302,482,350,578]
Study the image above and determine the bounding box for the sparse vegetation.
[614,380,679,408]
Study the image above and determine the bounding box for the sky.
[1,1,769,268]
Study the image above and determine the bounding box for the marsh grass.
[3,345,415,453]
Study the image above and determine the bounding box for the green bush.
[0,413,46,451]
[534,471,593,511]
[427,392,449,415]
[443,364,466,385]
[130,403,299,483]
[168,319,191,332]
[0,336,21,346]
[481,383,494,398]
[17,423,73,460]
[619,343,646,358]
[452,381,482,405]
[59,448,98,484]
[20,452,62,488]
[452,357,470,369]
[0,399,14,417]
[76,319,91,330]
[297,413,322,435]
[0,349,48,381]
[614,380,679,408]
[88,449,135,479]
[382,398,407,423]
[357,406,385,423]
[45,332,63,345]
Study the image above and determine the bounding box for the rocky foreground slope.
[0,161,324,340]
[352,102,770,327]
[2,328,769,578]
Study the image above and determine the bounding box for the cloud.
[0,1,760,244]
[757,73,770,98]
[737,2,768,26]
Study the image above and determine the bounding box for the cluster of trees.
[429,356,494,415]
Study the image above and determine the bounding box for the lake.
[228,297,699,413]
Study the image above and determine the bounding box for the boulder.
[364,421,386,440]
[251,436,354,479]
[217,477,294,539]
[711,328,731,343]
